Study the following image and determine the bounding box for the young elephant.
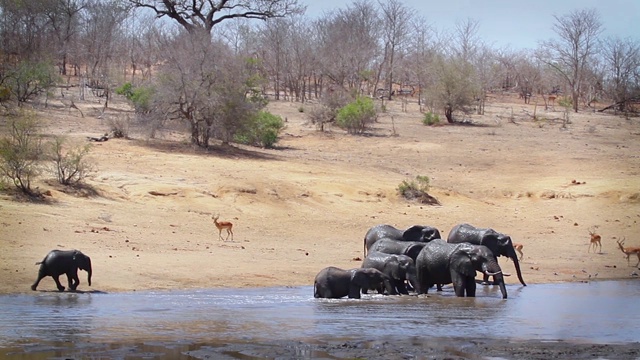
[416,239,508,299]
[314,266,395,299]
[362,251,419,294]
[31,250,92,292]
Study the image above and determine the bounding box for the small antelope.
[513,243,524,261]
[616,238,640,267]
[212,214,233,241]
[588,229,602,253]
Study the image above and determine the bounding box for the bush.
[397,175,440,205]
[234,111,285,148]
[108,114,130,138]
[336,96,377,134]
[115,82,154,113]
[49,137,93,186]
[6,61,59,104]
[0,111,44,195]
[422,112,440,126]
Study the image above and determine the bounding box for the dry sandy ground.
[1,91,639,295]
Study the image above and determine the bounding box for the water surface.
[1,280,638,357]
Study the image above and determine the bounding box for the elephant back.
[403,225,442,243]
[418,240,456,267]
[447,223,487,245]
[371,238,425,262]
[364,225,403,252]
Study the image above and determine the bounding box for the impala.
[212,214,234,241]
[616,238,640,267]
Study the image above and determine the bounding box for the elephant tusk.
[484,270,502,276]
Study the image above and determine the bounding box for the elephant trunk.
[406,272,419,294]
[496,274,507,299]
[482,261,508,299]
[508,246,526,286]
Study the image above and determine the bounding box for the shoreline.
[3,336,639,359]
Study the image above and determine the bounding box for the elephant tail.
[363,237,367,258]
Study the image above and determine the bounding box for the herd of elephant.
[29,223,525,300]
[314,223,527,300]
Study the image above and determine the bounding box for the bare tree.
[406,16,438,111]
[473,44,500,113]
[453,18,480,63]
[540,8,602,112]
[128,0,304,34]
[377,0,412,100]
[43,0,87,75]
[600,36,640,113]
[314,1,380,93]
[150,30,262,147]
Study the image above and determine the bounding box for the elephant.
[362,251,419,294]
[416,239,508,299]
[364,224,441,256]
[314,266,395,299]
[31,250,92,292]
[447,223,526,286]
[370,238,426,262]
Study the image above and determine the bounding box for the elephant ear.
[403,226,425,241]
[497,234,512,247]
[450,247,477,277]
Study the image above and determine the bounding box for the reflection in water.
[0,280,638,354]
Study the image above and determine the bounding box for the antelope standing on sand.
[588,228,602,253]
[616,238,640,267]
[212,214,234,241]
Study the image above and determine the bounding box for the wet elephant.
[416,239,508,299]
[362,251,419,294]
[31,250,92,292]
[370,238,426,263]
[447,223,526,286]
[364,224,441,256]
[314,266,395,299]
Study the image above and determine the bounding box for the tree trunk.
[445,105,454,123]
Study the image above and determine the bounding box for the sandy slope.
[1,92,639,294]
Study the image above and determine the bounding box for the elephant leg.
[396,280,409,295]
[31,275,44,291]
[348,285,361,299]
[436,284,443,291]
[53,276,65,292]
[465,277,477,297]
[68,272,79,291]
[482,273,491,285]
[453,280,466,297]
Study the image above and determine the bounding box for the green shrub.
[6,61,59,104]
[397,175,440,205]
[49,136,93,186]
[234,111,285,148]
[336,96,377,134]
[115,82,154,113]
[0,111,44,195]
[422,112,440,126]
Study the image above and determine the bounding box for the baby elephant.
[31,250,92,292]
[314,266,395,299]
[362,251,419,294]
